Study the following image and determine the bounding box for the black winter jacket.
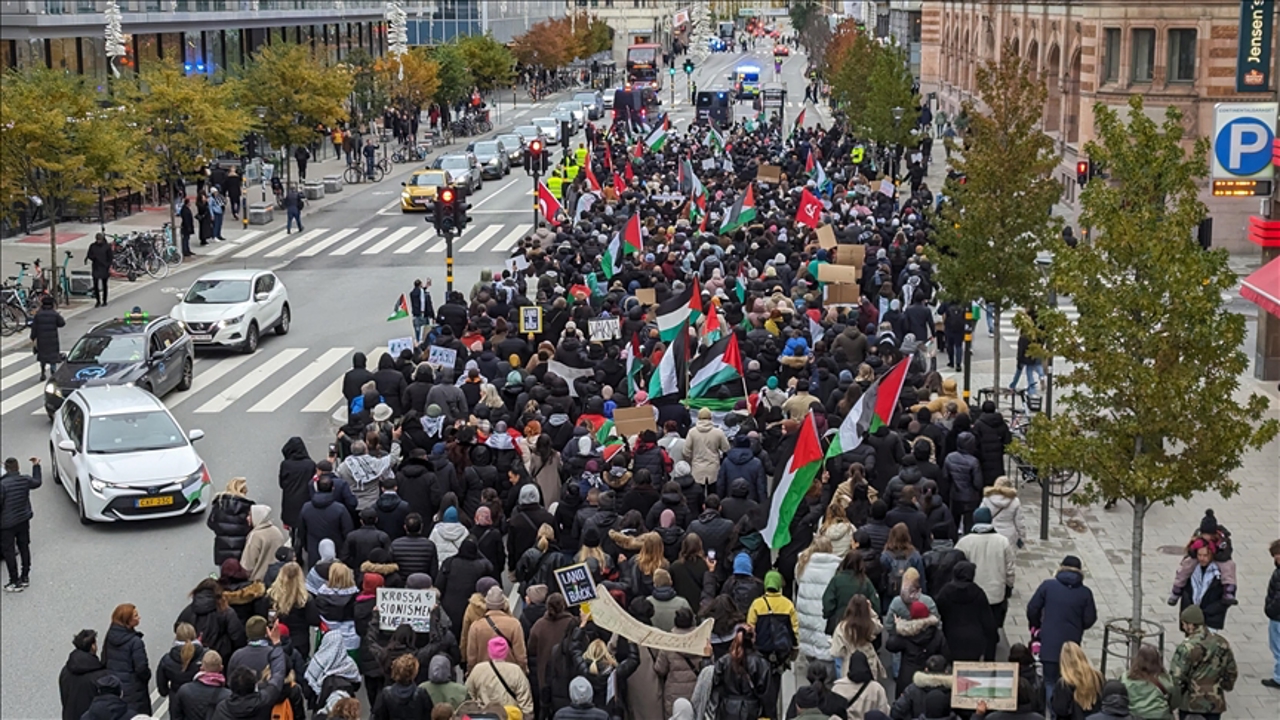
[176,588,246,662]
[942,434,983,507]
[156,643,206,698]
[170,676,231,720]
[59,648,109,720]
[30,307,65,363]
[508,503,556,571]
[715,447,767,503]
[0,464,42,530]
[297,491,355,568]
[972,411,1012,485]
[712,650,772,720]
[207,493,254,566]
[438,545,494,634]
[935,579,997,661]
[101,624,151,715]
[375,492,412,539]
[277,437,315,529]
[688,509,735,561]
[646,491,692,531]
[391,534,438,577]
[1267,565,1280,622]
[79,694,133,720]
[342,353,377,406]
[864,428,905,493]
[885,616,948,697]
[396,457,445,522]
[344,525,392,570]
[372,681,435,719]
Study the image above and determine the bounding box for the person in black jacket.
[508,484,556,572]
[972,402,1012,487]
[169,650,231,720]
[209,643,287,719]
[60,629,110,720]
[207,478,254,568]
[343,352,377,410]
[864,425,906,494]
[176,578,246,662]
[391,513,439,578]
[688,496,735,563]
[885,601,948,699]
[934,561,997,662]
[297,475,355,568]
[373,654,434,719]
[884,486,932,555]
[85,232,114,306]
[1,456,41,592]
[403,365,435,416]
[79,675,132,720]
[156,623,206,701]
[29,295,65,380]
[102,604,152,715]
[374,353,409,418]
[345,507,392,571]
[178,196,195,257]
[277,437,315,547]
[375,477,413,541]
[438,542,495,636]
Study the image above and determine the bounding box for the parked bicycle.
[391,144,428,164]
[343,162,386,185]
[110,233,168,280]
[155,223,182,267]
[0,285,27,336]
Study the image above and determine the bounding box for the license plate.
[414,198,428,204]
[136,496,174,508]
[190,334,211,342]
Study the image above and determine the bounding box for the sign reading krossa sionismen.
[376,587,436,633]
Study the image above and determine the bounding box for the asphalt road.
[0,45,818,719]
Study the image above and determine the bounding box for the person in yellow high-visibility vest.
[574,143,588,168]
[850,146,865,164]
[547,169,565,199]
[564,161,580,183]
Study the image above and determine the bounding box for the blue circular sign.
[1214,117,1275,177]
[75,366,107,381]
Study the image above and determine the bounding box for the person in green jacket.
[1122,644,1179,720]
[822,551,880,634]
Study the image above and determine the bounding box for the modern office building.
[405,0,563,46]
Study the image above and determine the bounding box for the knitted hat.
[733,552,752,576]
[1198,509,1218,535]
[407,573,433,589]
[427,404,443,418]
[443,506,459,523]
[485,585,507,610]
[569,676,594,705]
[972,506,993,525]
[764,569,783,592]
[1180,604,1205,626]
[1061,555,1083,570]
[476,577,500,595]
[525,584,549,605]
[909,601,930,620]
[488,635,510,661]
[519,484,541,506]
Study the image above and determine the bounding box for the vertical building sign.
[1237,0,1276,92]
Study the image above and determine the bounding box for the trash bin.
[324,175,343,194]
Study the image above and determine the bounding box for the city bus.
[626,43,664,92]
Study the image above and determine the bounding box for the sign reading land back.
[554,563,598,605]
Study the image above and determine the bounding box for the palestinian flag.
[622,332,642,394]
[688,333,743,398]
[700,301,723,344]
[387,293,409,321]
[656,276,703,342]
[646,124,668,152]
[808,153,831,195]
[735,263,749,304]
[584,161,601,192]
[826,358,910,458]
[648,319,689,400]
[763,411,823,549]
[719,185,757,235]
[790,107,806,138]
[706,126,725,154]
[690,187,707,228]
[623,213,643,256]
[602,232,625,279]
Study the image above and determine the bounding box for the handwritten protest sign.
[589,318,620,342]
[376,587,436,633]
[554,564,598,606]
[951,662,1020,711]
[388,337,415,358]
[587,583,712,654]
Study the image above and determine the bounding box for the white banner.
[376,587,436,633]
[588,583,712,655]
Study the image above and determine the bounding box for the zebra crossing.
[207,222,536,261]
[0,344,390,419]
[994,303,1081,351]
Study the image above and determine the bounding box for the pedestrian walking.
[224,166,243,220]
[283,185,305,234]
[410,278,434,343]
[295,145,311,181]
[209,187,226,241]
[953,506,1015,629]
[178,197,195,257]
[1266,538,1280,690]
[1,456,42,592]
[1049,641,1102,719]
[1121,644,1179,720]
[1026,555,1098,709]
[1170,605,1237,720]
[364,138,379,179]
[101,603,152,715]
[85,232,113,307]
[29,295,65,381]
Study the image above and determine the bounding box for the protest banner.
[426,345,457,368]
[951,662,1020,711]
[815,225,837,249]
[554,563,598,606]
[587,583,712,654]
[589,318,620,342]
[388,337,415,358]
[757,164,782,183]
[376,587,436,633]
[612,406,656,439]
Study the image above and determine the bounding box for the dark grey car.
[471,140,510,179]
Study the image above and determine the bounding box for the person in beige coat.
[682,408,729,486]
[653,608,709,718]
[979,476,1026,551]
[831,651,891,720]
[466,585,529,673]
[240,505,286,583]
[465,635,534,716]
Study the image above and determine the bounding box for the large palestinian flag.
[648,319,689,400]
[719,184,757,235]
[826,358,910,458]
[763,411,823,549]
[655,277,703,342]
[688,334,743,398]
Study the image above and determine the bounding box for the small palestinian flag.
[688,333,743,398]
[826,359,910,458]
[719,184,757,235]
[387,294,409,322]
[648,319,689,400]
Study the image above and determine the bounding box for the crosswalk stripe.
[231,229,291,258]
[266,227,354,258]
[362,227,417,255]
[301,227,377,257]
[302,347,384,413]
[1,362,41,392]
[424,239,446,253]
[394,229,438,255]
[1,353,28,370]
[329,228,387,256]
[460,225,503,252]
[493,224,532,252]
[247,347,351,413]
[0,384,44,417]
[194,348,307,413]
[168,352,257,408]
[205,230,263,257]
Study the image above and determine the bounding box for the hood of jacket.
[694,418,716,432]
[957,432,977,455]
[729,478,751,499]
[376,492,405,513]
[222,580,265,605]
[1056,569,1084,588]
[652,585,678,602]
[895,615,940,637]
[977,411,1006,430]
[282,436,310,461]
[912,671,953,690]
[310,490,337,510]
[725,446,755,465]
[983,484,1018,500]
[433,521,470,544]
[696,509,724,525]
[64,648,106,676]
[105,624,142,653]
[189,587,220,615]
[1097,682,1131,717]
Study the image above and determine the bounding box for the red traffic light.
[530,139,542,154]
[1076,161,1089,174]
[439,188,455,204]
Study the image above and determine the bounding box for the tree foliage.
[827,23,918,146]
[935,41,1061,399]
[512,18,576,69]
[790,0,831,64]
[826,20,876,119]
[344,48,387,129]
[376,46,440,112]
[571,13,614,60]
[1017,95,1279,629]
[238,42,350,160]
[458,34,516,91]
[429,42,473,106]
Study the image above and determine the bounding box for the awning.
[1241,255,1280,319]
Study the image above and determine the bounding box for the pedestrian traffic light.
[684,59,694,75]
[453,187,472,231]
[669,66,676,77]
[1076,160,1090,186]
[435,187,457,233]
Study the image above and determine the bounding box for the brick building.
[919,0,1277,253]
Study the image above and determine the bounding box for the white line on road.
[1,362,40,392]
[303,348,384,413]
[205,230,264,256]
[247,347,351,413]
[376,197,405,216]
[0,384,43,416]
[471,177,521,210]
[266,227,354,258]
[1,353,27,370]
[394,229,438,254]
[231,229,294,258]
[194,348,307,413]
[493,223,532,252]
[460,225,502,252]
[167,352,256,408]
[362,226,416,255]
[317,228,385,257]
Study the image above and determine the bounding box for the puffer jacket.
[632,441,672,482]
[715,447,767,503]
[155,642,206,698]
[885,616,948,697]
[683,419,730,485]
[712,650,771,720]
[980,484,1026,548]
[972,410,1012,485]
[688,509,735,561]
[942,433,983,506]
[655,635,707,718]
[428,521,470,566]
[795,552,841,659]
[206,493,254,567]
[277,437,315,530]
[176,588,246,661]
[101,624,152,715]
[646,490,692,531]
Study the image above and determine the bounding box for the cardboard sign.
[589,318,620,341]
[376,587,436,633]
[634,288,657,306]
[835,243,866,268]
[612,405,657,439]
[756,164,782,183]
[879,178,896,197]
[587,582,713,654]
[519,305,543,334]
[815,225,837,249]
[388,336,415,358]
[554,563,598,606]
[426,345,457,368]
[817,263,860,284]
[951,662,1020,711]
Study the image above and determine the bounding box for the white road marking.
[248,347,351,413]
[471,177,521,210]
[493,223,533,252]
[303,348,384,413]
[0,385,44,417]
[205,230,263,256]
[167,352,256,408]
[1,353,28,370]
[317,228,385,257]
[230,229,295,258]
[394,229,439,254]
[362,227,417,255]
[1,362,41,392]
[194,347,307,413]
[460,225,503,252]
[266,227,354,258]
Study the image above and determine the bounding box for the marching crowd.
[21,96,1265,720]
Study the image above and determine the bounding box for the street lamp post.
[255,106,267,206]
[1035,255,1056,541]
[890,106,904,182]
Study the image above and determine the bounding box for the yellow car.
[400,169,452,212]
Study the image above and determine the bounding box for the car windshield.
[87,410,186,454]
[574,94,596,105]
[516,126,539,137]
[534,118,555,127]
[183,279,250,304]
[67,335,147,364]
[473,142,499,154]
[497,135,522,149]
[440,157,470,170]
[411,173,444,187]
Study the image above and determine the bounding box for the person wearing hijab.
[470,506,506,574]
[306,539,339,594]
[554,675,609,720]
[304,630,363,709]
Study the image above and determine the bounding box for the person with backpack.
[746,569,799,720]
[879,523,926,616]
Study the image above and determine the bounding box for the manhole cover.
[1158,545,1187,555]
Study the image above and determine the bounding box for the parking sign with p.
[1213,102,1278,181]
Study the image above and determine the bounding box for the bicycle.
[0,284,28,336]
[155,223,182,267]
[376,155,392,175]
[343,162,386,185]
[391,145,428,164]
[36,252,73,307]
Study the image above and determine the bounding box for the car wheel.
[275,304,291,336]
[177,356,193,391]
[241,322,259,354]
[75,482,91,525]
[49,443,61,486]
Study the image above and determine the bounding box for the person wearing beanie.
[519,583,549,638]
[1027,555,1097,709]
[465,635,533,716]
[683,405,729,487]
[741,569,799,719]
[954,504,1016,631]
[420,653,467,708]
[1170,603,1237,718]
[707,551,765,618]
[554,676,608,720]
[1169,510,1238,607]
[429,505,469,567]
[80,675,130,720]
[466,585,527,673]
[886,600,947,699]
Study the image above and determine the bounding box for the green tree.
[344,48,387,130]
[458,34,515,92]
[125,62,252,234]
[859,44,918,147]
[826,21,876,120]
[1017,95,1279,633]
[239,43,350,185]
[790,0,831,64]
[0,68,144,284]
[512,18,575,70]
[376,47,440,113]
[935,41,1061,404]
[572,13,613,60]
[430,42,473,107]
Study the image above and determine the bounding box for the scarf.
[305,632,361,695]
[344,454,390,490]
[1190,562,1220,605]
[421,415,445,438]
[194,671,225,687]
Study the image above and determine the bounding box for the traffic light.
[242,133,258,160]
[435,187,457,233]
[453,187,472,231]
[684,59,694,75]
[526,139,545,175]
[1076,160,1090,186]
[669,66,676,78]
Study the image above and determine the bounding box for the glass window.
[87,411,186,454]
[82,36,108,81]
[63,402,84,451]
[247,28,266,55]
[1102,28,1121,83]
[67,335,147,364]
[224,29,242,69]
[1167,29,1196,83]
[205,30,224,76]
[134,33,160,73]
[300,25,312,46]
[16,39,43,69]
[3,40,15,70]
[1131,28,1155,83]
[48,37,78,72]
[182,279,251,304]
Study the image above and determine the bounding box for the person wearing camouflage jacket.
[1170,605,1237,719]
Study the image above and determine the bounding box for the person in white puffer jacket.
[978,475,1026,551]
[793,536,843,667]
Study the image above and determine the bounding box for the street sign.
[1236,0,1275,92]
[1212,103,1278,185]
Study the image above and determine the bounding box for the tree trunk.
[991,307,1002,410]
[1131,494,1148,648]
[284,144,292,189]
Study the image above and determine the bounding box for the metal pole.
[446,229,454,294]
[962,306,973,405]
[532,167,541,226]
[1040,287,1056,541]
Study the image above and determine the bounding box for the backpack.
[886,554,913,599]
[752,597,795,656]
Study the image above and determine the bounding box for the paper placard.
[879,178,896,197]
[505,254,530,276]
[826,283,861,306]
[554,563,598,606]
[587,582,712,654]
[634,288,657,305]
[613,405,657,439]
[519,306,543,334]
[376,587,436,633]
[388,336,415,358]
[951,662,1020,712]
[702,158,717,171]
[546,360,595,398]
[817,263,860,284]
[426,345,457,368]
[757,164,782,183]
[589,318,620,341]
[816,225,837,249]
